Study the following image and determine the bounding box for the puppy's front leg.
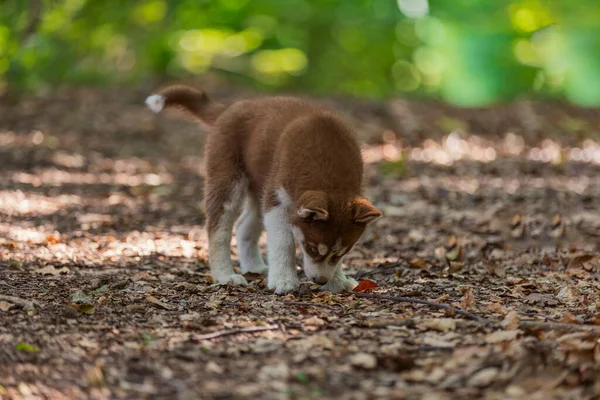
[320,263,358,294]
[264,205,298,294]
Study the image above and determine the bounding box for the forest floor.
[1,80,600,399]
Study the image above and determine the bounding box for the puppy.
[146,85,381,294]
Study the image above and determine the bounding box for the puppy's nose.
[312,276,329,284]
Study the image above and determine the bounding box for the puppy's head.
[290,190,381,284]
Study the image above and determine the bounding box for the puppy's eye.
[308,246,318,255]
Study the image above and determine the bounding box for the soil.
[1,82,600,399]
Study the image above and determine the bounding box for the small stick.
[226,297,341,310]
[192,324,280,341]
[454,319,600,333]
[355,263,402,279]
[283,301,340,309]
[516,320,600,333]
[354,292,482,321]
[0,295,36,312]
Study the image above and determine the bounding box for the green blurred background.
[2,0,600,106]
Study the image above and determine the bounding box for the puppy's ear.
[296,191,328,221]
[353,197,382,224]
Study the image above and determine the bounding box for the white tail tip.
[145,94,165,113]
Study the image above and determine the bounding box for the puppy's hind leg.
[206,176,248,286]
[235,195,268,275]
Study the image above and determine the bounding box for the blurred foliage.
[2,0,600,105]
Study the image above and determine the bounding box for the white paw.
[216,274,248,286]
[268,276,300,295]
[320,277,358,294]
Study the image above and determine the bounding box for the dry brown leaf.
[446,246,463,262]
[304,316,326,326]
[409,258,428,269]
[467,367,499,388]
[243,272,264,282]
[556,286,578,304]
[567,254,594,269]
[420,318,457,332]
[45,235,60,245]
[486,330,520,343]
[349,353,377,369]
[485,303,506,314]
[0,301,13,312]
[557,332,595,351]
[86,364,105,387]
[461,288,475,311]
[448,262,464,274]
[433,294,450,303]
[524,293,558,306]
[559,312,578,324]
[502,310,520,330]
[37,265,71,276]
[484,261,506,278]
[146,296,172,310]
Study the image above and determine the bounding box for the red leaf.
[353,279,378,292]
[45,235,60,245]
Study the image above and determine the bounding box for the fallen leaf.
[502,310,520,330]
[446,246,463,262]
[485,303,506,314]
[146,296,172,310]
[0,301,12,312]
[205,361,224,374]
[559,312,578,324]
[409,258,428,269]
[243,272,264,282]
[353,279,378,292]
[484,261,506,278]
[461,288,475,311]
[556,286,578,304]
[524,293,559,307]
[37,265,70,276]
[421,318,457,332]
[71,290,92,304]
[349,353,377,369]
[448,262,464,274]
[486,330,520,343]
[304,316,326,326]
[45,235,60,245]
[567,254,594,269]
[86,364,105,387]
[468,367,499,388]
[16,342,40,353]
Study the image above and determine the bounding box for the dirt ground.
[2,81,600,399]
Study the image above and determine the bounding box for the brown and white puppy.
[146,85,381,294]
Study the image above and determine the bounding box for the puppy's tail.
[145,85,224,125]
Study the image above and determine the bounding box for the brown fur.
[150,84,381,288]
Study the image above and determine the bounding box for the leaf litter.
[1,86,600,398]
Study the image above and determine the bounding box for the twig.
[454,319,600,334]
[517,320,600,333]
[0,295,36,312]
[357,319,416,329]
[519,311,560,322]
[364,318,600,334]
[192,324,280,341]
[355,263,402,279]
[283,301,340,309]
[354,292,482,321]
